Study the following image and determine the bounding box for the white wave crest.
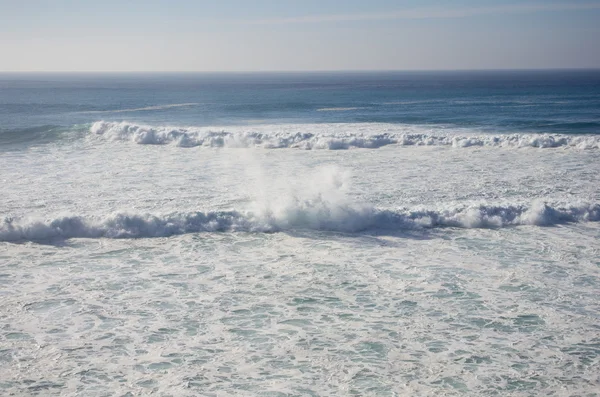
[90,121,600,150]
[2,201,598,242]
[316,107,366,112]
[78,103,200,114]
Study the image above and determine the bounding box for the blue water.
[1,70,599,139]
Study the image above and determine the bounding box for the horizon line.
[1,67,600,74]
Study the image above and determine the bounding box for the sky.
[1,0,600,72]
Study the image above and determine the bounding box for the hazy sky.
[2,0,600,71]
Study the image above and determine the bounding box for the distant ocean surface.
[1,71,599,396]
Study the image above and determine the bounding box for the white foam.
[77,103,200,114]
[90,121,600,150]
[2,200,598,242]
[316,107,366,112]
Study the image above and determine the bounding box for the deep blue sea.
[1,70,600,139]
[1,71,599,396]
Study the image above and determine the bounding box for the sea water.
[0,71,599,396]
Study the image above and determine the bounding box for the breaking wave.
[90,121,600,150]
[2,201,598,242]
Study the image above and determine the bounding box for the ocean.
[1,71,599,396]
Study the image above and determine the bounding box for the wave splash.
[2,201,598,242]
[91,121,600,150]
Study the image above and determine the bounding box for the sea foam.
[2,201,598,242]
[90,121,600,150]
